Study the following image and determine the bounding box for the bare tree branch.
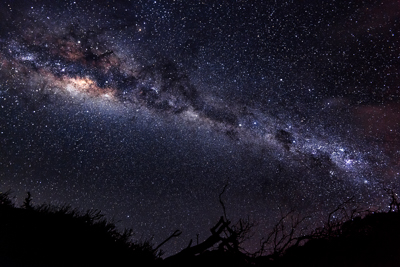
[219,183,229,220]
[153,230,182,252]
[255,209,312,258]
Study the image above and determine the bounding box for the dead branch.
[153,230,182,252]
[219,183,229,220]
[256,209,311,258]
[165,183,256,263]
[165,216,231,262]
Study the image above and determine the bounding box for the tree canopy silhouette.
[0,191,159,267]
[1,189,400,267]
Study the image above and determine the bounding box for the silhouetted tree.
[0,190,13,208]
[164,184,256,266]
[385,188,400,212]
[22,191,33,210]
[3,187,400,267]
[253,209,311,260]
[0,191,160,267]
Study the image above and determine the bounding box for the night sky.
[1,0,399,255]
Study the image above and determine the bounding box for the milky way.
[1,0,399,254]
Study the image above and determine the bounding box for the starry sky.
[1,0,399,255]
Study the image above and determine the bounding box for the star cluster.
[0,0,399,255]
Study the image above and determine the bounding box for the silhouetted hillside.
[1,190,400,267]
[0,191,159,267]
[268,211,400,267]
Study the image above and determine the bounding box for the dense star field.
[0,0,399,254]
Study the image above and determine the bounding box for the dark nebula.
[0,0,399,255]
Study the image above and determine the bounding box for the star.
[0,0,399,256]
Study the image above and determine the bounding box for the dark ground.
[1,191,400,267]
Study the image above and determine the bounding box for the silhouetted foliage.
[22,191,33,210]
[270,211,400,267]
[0,191,160,267]
[0,190,14,209]
[2,189,400,267]
[256,191,400,267]
[386,188,400,212]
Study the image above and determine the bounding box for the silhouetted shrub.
[265,193,400,267]
[2,190,400,267]
[0,190,14,208]
[0,191,159,267]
